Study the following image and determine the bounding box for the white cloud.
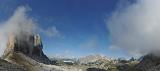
[0,6,37,56]
[39,26,60,37]
[0,6,60,56]
[107,0,160,57]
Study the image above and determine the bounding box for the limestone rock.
[3,33,51,64]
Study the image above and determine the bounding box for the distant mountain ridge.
[79,54,112,64]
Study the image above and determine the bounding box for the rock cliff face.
[2,33,51,64]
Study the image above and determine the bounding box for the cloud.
[107,0,160,57]
[2,6,37,35]
[0,6,60,56]
[39,26,60,37]
[80,36,99,49]
[0,6,37,56]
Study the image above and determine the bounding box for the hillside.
[0,58,27,71]
[135,54,160,71]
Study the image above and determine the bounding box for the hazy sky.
[0,0,134,58]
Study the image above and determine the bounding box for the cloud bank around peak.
[0,6,60,56]
[107,0,160,57]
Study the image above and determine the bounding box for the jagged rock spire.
[3,33,51,64]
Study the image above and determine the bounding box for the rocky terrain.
[0,32,139,71]
[135,54,160,71]
[113,53,160,71]
[0,58,27,71]
[1,32,160,71]
[0,33,85,71]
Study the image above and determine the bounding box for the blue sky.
[0,0,132,58]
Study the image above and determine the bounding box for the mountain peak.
[2,33,51,64]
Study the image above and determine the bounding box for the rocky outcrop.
[2,33,51,64]
[136,54,160,71]
[0,58,27,71]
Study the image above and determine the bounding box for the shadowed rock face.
[3,33,51,64]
